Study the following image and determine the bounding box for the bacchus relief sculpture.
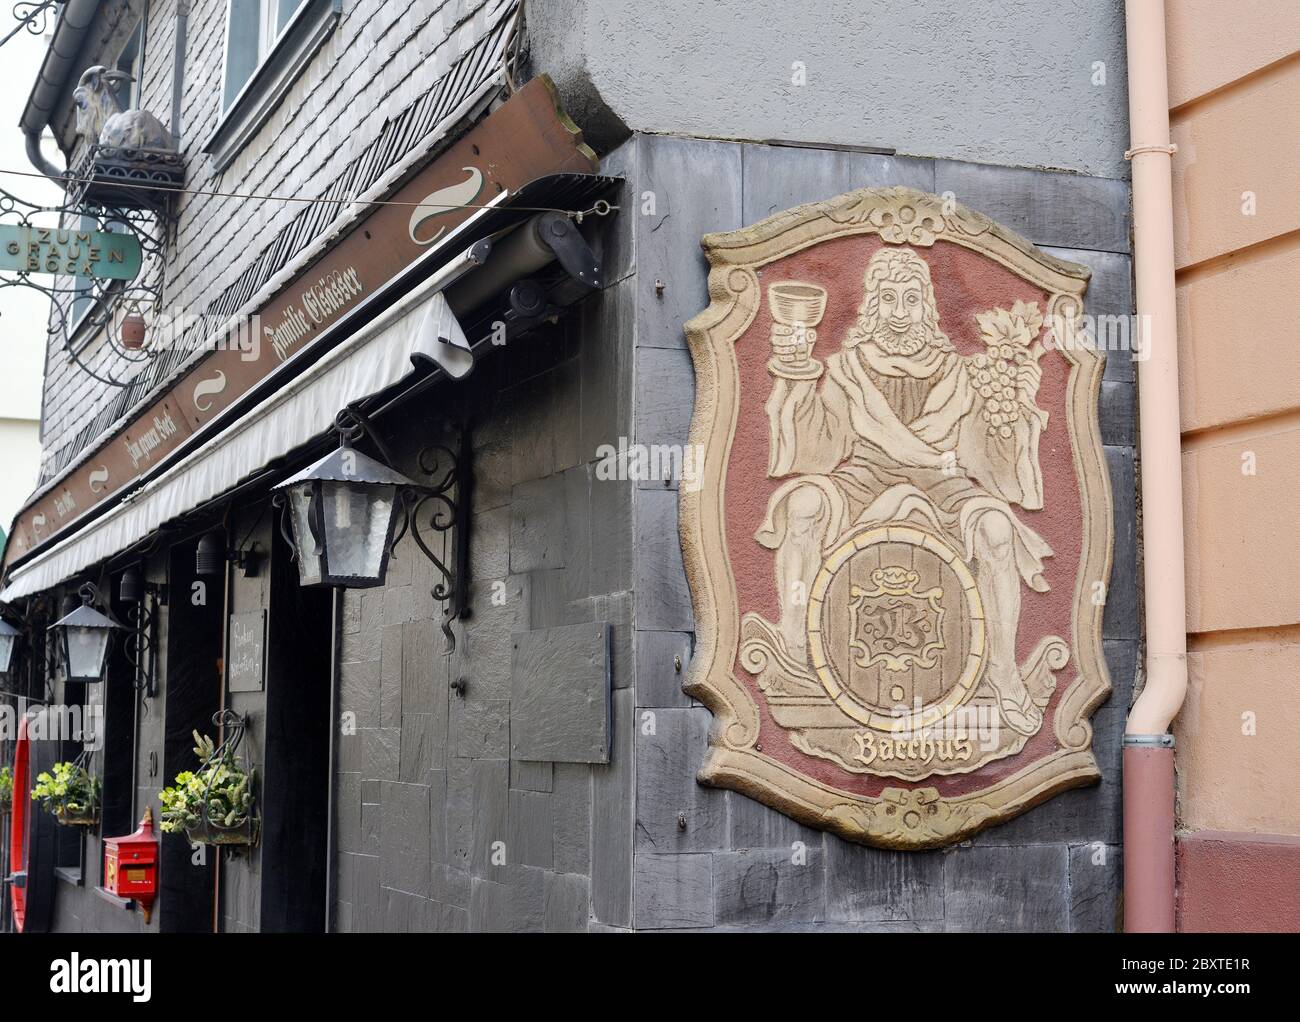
[681,188,1113,848]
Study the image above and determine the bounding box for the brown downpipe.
[1122,0,1188,933]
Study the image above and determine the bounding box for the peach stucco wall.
[1166,1,1300,839]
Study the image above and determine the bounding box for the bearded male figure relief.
[754,246,1055,739]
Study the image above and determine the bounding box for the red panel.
[9,715,29,932]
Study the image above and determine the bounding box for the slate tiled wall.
[39,0,505,478]
[219,511,273,933]
[42,553,174,934]
[330,133,1136,932]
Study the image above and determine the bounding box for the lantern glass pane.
[66,625,110,681]
[0,633,14,675]
[286,481,322,586]
[320,481,395,584]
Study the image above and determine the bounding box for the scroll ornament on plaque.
[680,187,1113,848]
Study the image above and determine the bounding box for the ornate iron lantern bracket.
[333,409,473,655]
[399,424,473,655]
[121,573,165,698]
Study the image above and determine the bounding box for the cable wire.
[0,164,615,221]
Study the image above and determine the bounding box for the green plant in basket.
[159,730,258,845]
[31,761,101,824]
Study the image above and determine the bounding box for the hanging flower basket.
[53,805,101,827]
[183,815,261,847]
[31,760,101,827]
[159,712,259,849]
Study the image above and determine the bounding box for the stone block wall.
[328,132,1136,932]
[623,134,1138,931]
[332,138,639,930]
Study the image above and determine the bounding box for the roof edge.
[18,0,101,158]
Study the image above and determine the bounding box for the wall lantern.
[0,617,18,679]
[195,530,261,578]
[196,531,225,577]
[47,584,124,683]
[119,563,143,602]
[271,442,420,589]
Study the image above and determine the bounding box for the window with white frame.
[208,0,339,169]
[222,0,309,112]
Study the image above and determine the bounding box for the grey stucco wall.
[622,133,1137,931]
[529,0,1130,178]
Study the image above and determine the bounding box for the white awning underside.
[0,282,469,602]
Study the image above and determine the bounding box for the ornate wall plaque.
[681,187,1112,848]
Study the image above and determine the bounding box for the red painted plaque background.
[723,235,1083,799]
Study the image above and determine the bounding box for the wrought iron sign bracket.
[2,1,62,51]
[0,175,169,389]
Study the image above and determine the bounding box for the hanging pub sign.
[680,187,1113,848]
[0,224,142,280]
[4,76,597,567]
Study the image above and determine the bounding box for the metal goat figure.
[73,66,174,152]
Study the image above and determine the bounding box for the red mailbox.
[103,807,159,922]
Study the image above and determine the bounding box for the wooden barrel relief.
[810,526,986,730]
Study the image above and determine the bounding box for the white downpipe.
[1125,0,1187,738]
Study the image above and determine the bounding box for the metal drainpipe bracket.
[1123,734,1176,748]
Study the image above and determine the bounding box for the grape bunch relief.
[970,300,1045,439]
